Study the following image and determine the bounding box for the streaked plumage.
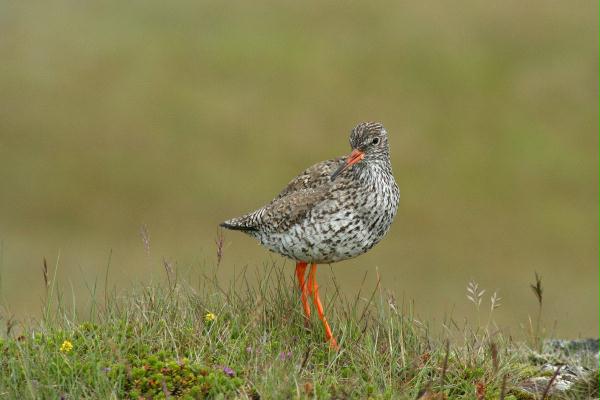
[220,121,400,348]
[221,122,400,263]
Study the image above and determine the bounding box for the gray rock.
[540,363,587,381]
[517,366,575,397]
[545,338,599,361]
[516,339,599,398]
[518,375,572,396]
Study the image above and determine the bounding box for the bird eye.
[372,137,380,145]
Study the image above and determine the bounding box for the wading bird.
[220,122,400,348]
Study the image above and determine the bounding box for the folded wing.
[221,158,343,233]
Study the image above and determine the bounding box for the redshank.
[220,122,400,348]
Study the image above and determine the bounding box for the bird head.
[331,122,389,181]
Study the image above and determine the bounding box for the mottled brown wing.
[221,158,344,233]
[274,158,344,200]
[261,186,329,233]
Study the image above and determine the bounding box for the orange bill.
[330,149,365,181]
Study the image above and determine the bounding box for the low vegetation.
[0,262,596,399]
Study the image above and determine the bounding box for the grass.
[0,261,596,399]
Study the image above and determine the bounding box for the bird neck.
[353,158,393,185]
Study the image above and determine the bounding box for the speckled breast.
[255,177,399,263]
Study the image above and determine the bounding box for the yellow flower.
[204,312,216,323]
[60,340,73,353]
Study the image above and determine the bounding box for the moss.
[508,388,537,400]
[516,364,542,379]
[115,353,243,398]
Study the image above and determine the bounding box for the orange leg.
[295,262,311,326]
[308,263,338,349]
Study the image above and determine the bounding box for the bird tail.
[220,215,259,232]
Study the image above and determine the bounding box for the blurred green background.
[0,1,597,337]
